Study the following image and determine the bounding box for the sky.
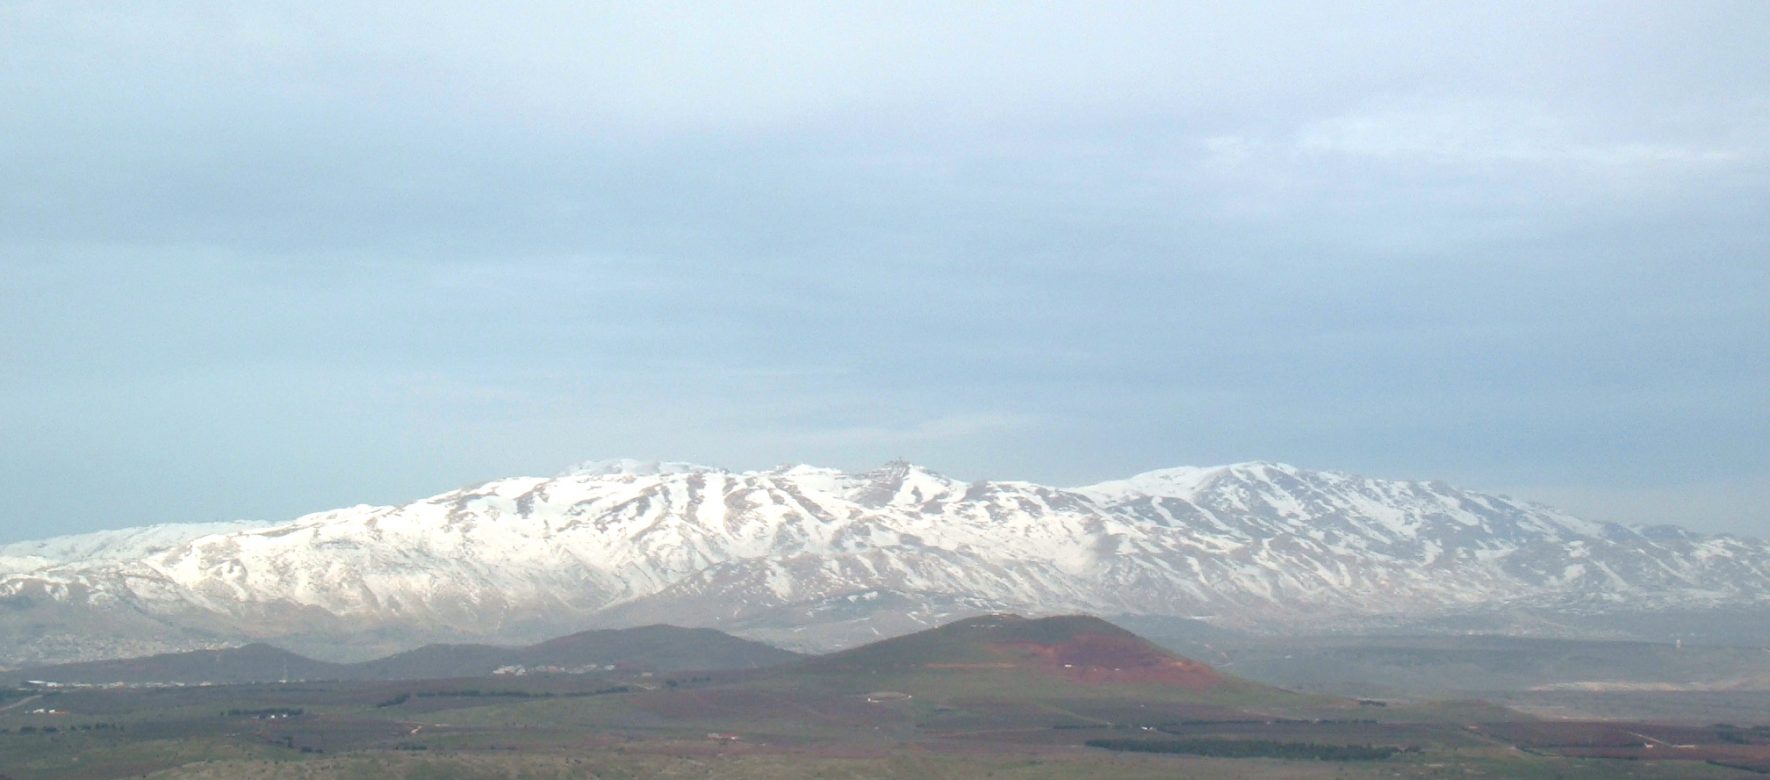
[2,1,1767,542]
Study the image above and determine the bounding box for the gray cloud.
[3,1,1768,540]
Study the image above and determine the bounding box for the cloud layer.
[3,2,1767,539]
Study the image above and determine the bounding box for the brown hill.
[802,614,1224,689]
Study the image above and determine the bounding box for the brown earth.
[991,633,1225,689]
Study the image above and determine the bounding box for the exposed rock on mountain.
[3,460,1766,666]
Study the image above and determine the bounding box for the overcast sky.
[3,1,1767,542]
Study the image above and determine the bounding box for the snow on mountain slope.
[2,460,1766,665]
[0,521,271,577]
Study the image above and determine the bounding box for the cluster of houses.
[24,679,212,690]
[491,663,622,676]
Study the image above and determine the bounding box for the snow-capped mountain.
[2,460,1766,666]
[0,521,270,577]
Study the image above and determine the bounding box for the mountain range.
[3,459,1766,667]
[0,623,796,686]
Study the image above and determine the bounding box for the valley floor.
[4,674,1769,780]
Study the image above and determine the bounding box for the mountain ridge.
[1,623,798,685]
[3,459,1766,666]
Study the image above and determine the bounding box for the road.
[0,693,43,712]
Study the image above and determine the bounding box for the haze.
[2,1,1767,542]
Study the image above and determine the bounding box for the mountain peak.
[851,460,960,506]
[867,459,945,477]
[1224,460,1303,475]
[1077,461,1341,499]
